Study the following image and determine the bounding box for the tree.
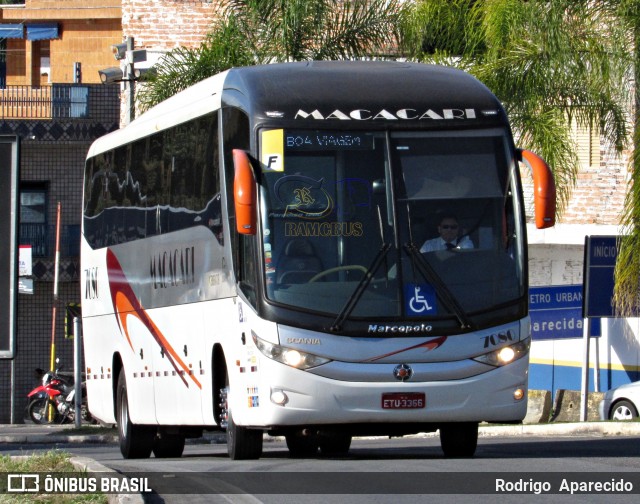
[608,0,640,316]
[401,0,633,215]
[137,0,406,112]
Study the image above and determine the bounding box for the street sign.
[583,235,627,318]
[529,285,599,340]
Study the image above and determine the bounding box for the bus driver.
[420,214,473,253]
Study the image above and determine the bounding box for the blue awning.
[26,24,59,41]
[0,24,24,39]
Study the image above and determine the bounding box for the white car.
[599,381,640,421]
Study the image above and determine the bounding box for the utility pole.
[127,36,135,123]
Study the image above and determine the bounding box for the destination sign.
[285,131,374,151]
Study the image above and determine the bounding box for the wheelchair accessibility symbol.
[405,283,437,316]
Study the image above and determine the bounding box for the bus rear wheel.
[153,432,185,458]
[439,422,478,458]
[117,369,155,459]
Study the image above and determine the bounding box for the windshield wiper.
[329,243,391,333]
[330,205,390,333]
[404,242,473,330]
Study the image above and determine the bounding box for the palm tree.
[401,0,633,214]
[137,0,406,112]
[608,0,640,316]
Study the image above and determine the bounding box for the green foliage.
[601,0,640,316]
[137,0,406,112]
[0,451,107,503]
[402,0,633,215]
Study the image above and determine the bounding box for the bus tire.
[319,432,352,456]
[117,369,155,459]
[153,433,185,458]
[286,430,319,457]
[227,410,263,460]
[439,422,478,458]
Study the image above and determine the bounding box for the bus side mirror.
[519,149,556,229]
[233,149,257,235]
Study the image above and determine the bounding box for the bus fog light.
[513,388,525,401]
[271,389,288,405]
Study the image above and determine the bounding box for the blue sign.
[530,285,599,340]
[405,283,437,316]
[583,236,620,318]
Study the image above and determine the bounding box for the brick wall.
[522,141,630,227]
[123,0,220,50]
[559,144,630,225]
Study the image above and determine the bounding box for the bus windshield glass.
[259,128,524,329]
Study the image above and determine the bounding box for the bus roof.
[87,61,507,158]
[222,61,506,128]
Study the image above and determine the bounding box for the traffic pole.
[49,202,61,372]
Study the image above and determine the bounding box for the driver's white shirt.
[420,236,473,253]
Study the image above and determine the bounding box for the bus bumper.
[231,356,529,428]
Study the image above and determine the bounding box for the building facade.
[0,0,122,423]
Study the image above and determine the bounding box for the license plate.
[381,392,426,409]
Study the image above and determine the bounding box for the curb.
[70,456,145,504]
[0,434,119,444]
[478,421,640,437]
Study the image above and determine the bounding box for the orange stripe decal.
[364,336,447,362]
[107,249,202,389]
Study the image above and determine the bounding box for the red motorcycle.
[26,364,90,424]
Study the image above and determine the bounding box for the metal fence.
[0,84,109,120]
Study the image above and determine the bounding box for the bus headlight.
[253,334,331,370]
[473,338,530,367]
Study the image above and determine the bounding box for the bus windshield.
[259,128,525,330]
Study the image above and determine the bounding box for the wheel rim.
[32,400,47,422]
[612,405,633,421]
[219,387,229,429]
[119,389,128,436]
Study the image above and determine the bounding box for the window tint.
[83,112,220,248]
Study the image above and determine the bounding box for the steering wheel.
[308,265,368,283]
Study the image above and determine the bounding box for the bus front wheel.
[318,431,352,456]
[439,422,478,458]
[116,369,155,459]
[220,386,263,460]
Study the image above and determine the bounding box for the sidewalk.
[0,423,229,445]
[1,421,638,445]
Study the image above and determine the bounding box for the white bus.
[81,61,555,459]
